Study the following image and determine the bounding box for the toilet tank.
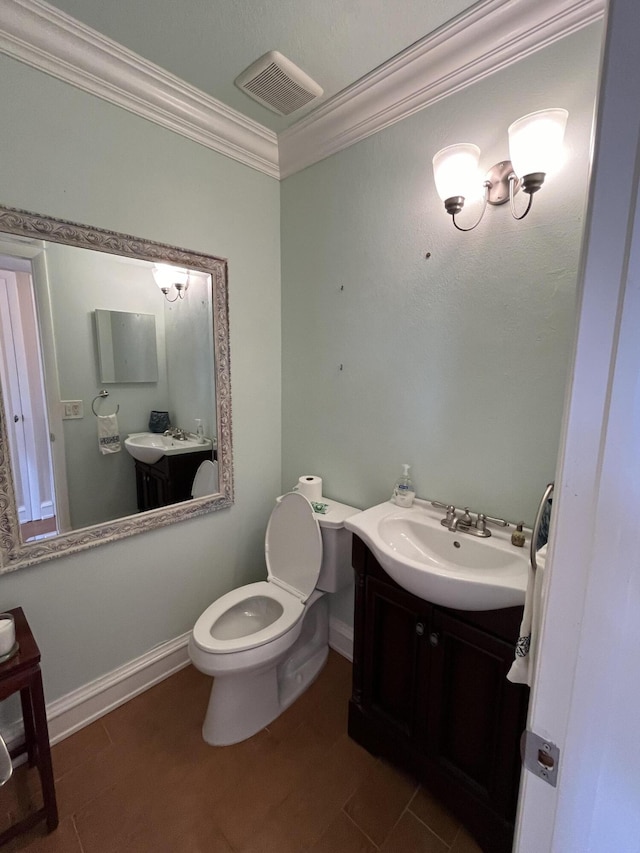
[316,498,361,592]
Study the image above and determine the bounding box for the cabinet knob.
[429,632,440,647]
[415,622,425,636]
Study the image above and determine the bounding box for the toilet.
[188,491,359,746]
[191,459,219,498]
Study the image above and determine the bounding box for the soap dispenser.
[511,522,526,547]
[393,464,416,507]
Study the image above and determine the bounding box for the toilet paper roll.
[296,475,323,501]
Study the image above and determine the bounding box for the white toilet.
[188,491,359,746]
[191,459,219,498]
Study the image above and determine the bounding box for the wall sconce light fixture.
[432,108,568,231]
[152,263,190,301]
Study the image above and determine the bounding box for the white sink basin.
[345,499,528,610]
[124,432,213,464]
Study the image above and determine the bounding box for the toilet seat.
[191,581,305,655]
[192,490,323,657]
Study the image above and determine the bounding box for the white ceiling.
[42,0,478,132]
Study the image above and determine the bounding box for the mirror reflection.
[0,206,232,570]
[95,309,159,384]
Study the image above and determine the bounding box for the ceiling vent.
[235,51,323,116]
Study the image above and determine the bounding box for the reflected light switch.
[62,400,84,419]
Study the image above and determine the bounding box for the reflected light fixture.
[432,109,568,231]
[152,264,190,301]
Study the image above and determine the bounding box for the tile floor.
[0,651,483,852]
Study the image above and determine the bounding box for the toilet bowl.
[188,491,359,746]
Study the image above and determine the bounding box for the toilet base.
[201,596,329,746]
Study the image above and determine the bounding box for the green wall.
[0,53,281,701]
[281,23,602,625]
[281,24,600,522]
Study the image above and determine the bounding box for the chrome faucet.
[432,501,509,538]
[163,427,188,441]
[450,507,473,532]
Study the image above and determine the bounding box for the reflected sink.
[345,499,528,610]
[124,432,213,464]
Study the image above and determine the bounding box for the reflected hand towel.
[98,414,121,454]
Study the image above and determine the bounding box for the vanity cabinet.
[134,449,215,512]
[349,535,529,853]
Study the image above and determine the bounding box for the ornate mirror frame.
[0,205,233,573]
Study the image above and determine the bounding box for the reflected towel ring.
[91,389,120,417]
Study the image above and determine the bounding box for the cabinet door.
[424,608,527,820]
[134,462,170,511]
[362,577,430,741]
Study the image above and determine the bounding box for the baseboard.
[4,631,191,752]
[3,622,351,756]
[329,617,354,662]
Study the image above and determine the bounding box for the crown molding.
[0,0,279,178]
[278,0,605,179]
[0,0,604,182]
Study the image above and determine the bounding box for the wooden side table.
[0,608,58,845]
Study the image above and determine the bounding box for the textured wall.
[281,23,603,624]
[0,53,281,702]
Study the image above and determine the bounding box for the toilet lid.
[265,492,322,601]
[191,460,219,498]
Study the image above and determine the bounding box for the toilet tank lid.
[276,495,360,529]
[314,497,361,529]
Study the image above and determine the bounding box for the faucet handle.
[484,514,509,528]
[437,504,457,528]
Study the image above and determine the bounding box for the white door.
[515,0,640,849]
[0,263,58,534]
[0,269,38,522]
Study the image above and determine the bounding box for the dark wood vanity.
[134,449,215,512]
[349,535,529,853]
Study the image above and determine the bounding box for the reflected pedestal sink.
[124,432,213,464]
[345,499,528,610]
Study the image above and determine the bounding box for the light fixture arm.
[159,286,180,303]
[508,172,545,221]
[448,180,491,232]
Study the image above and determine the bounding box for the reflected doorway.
[0,259,58,541]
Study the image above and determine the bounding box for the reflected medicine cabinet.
[94,309,159,384]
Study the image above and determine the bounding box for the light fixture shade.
[507,109,568,178]
[432,143,481,201]
[152,263,188,291]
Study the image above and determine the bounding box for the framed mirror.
[0,205,233,573]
